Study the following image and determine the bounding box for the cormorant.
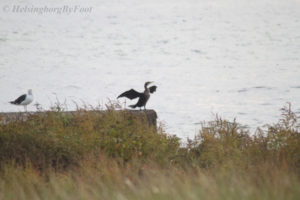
[10,89,34,111]
[117,82,157,110]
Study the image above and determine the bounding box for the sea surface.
[1,0,300,140]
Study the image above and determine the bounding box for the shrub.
[0,107,180,170]
[187,103,300,173]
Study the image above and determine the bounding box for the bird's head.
[144,81,153,88]
[28,89,33,95]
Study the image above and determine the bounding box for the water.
[1,0,300,140]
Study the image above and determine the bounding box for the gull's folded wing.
[11,94,26,104]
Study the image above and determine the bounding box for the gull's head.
[28,89,33,95]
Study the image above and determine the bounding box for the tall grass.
[0,156,299,200]
[0,103,299,199]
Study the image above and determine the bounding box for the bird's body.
[129,89,150,109]
[118,82,157,110]
[10,89,33,111]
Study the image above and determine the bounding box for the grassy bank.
[0,103,299,199]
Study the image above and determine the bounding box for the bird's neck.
[145,82,151,89]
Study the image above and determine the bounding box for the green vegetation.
[0,103,299,200]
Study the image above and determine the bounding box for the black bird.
[117,82,157,110]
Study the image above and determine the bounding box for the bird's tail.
[9,101,16,105]
[129,104,136,109]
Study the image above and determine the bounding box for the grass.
[1,158,299,200]
[0,103,299,199]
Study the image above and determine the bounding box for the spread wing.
[117,89,142,100]
[11,94,26,104]
[149,86,157,93]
